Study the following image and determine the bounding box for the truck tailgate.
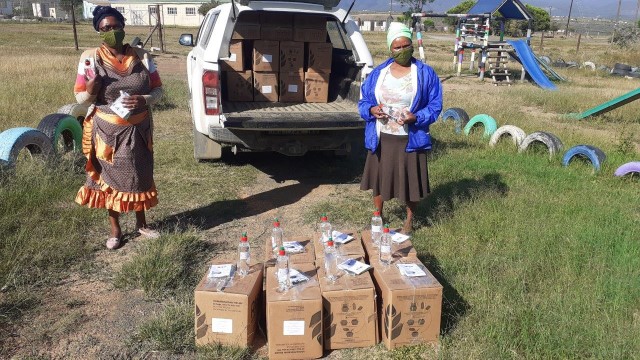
[222,101,363,129]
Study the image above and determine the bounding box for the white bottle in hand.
[379,225,392,266]
[237,232,250,277]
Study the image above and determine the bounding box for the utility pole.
[71,0,79,50]
[636,0,640,23]
[565,0,574,36]
[616,0,622,25]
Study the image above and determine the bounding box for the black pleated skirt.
[360,132,430,202]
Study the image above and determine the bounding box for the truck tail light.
[202,70,220,115]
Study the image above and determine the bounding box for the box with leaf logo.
[369,257,442,350]
[316,257,379,350]
[194,260,263,347]
[266,263,323,359]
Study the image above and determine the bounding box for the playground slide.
[569,87,640,120]
[506,40,557,91]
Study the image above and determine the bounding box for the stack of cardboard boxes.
[221,12,332,104]
[193,227,443,357]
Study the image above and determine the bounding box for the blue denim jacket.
[358,57,443,152]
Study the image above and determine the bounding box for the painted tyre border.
[583,61,596,71]
[614,161,640,177]
[56,103,90,124]
[440,107,470,134]
[518,131,564,157]
[562,145,606,172]
[0,127,54,167]
[464,114,498,138]
[37,113,83,153]
[489,125,527,148]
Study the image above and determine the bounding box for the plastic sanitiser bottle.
[379,225,393,266]
[237,232,250,277]
[319,213,332,243]
[271,218,284,255]
[371,209,383,247]
[324,238,338,282]
[276,247,291,292]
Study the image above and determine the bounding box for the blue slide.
[507,40,557,91]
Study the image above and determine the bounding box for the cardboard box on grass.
[279,41,304,73]
[360,229,417,262]
[312,230,366,262]
[316,257,379,350]
[254,72,278,102]
[266,263,323,360]
[293,14,328,43]
[232,11,261,40]
[253,40,279,72]
[225,70,253,102]
[304,72,329,103]
[194,260,263,347]
[264,235,316,266]
[279,70,304,103]
[369,257,442,350]
[306,42,333,74]
[220,39,245,72]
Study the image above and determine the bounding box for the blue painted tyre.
[518,131,564,157]
[0,127,54,168]
[562,145,606,172]
[614,161,640,177]
[464,114,498,138]
[440,107,469,134]
[37,113,83,153]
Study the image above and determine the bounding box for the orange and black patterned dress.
[74,44,163,213]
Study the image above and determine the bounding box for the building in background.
[353,13,393,32]
[0,0,13,15]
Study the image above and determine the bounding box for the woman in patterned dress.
[74,6,164,249]
[359,22,443,234]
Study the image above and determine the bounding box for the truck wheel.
[518,131,563,157]
[489,125,526,148]
[37,113,83,153]
[440,107,469,134]
[614,162,640,177]
[57,103,90,125]
[193,128,222,162]
[464,114,498,138]
[0,127,54,167]
[562,145,606,172]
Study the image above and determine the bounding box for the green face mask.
[391,47,414,66]
[100,29,126,50]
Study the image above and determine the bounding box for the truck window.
[197,12,219,49]
[327,20,353,51]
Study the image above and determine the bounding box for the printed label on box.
[212,318,233,334]
[262,54,273,63]
[283,320,305,335]
[262,86,273,94]
[288,84,298,93]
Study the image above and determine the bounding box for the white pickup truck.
[178,0,374,160]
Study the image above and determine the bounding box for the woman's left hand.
[121,95,147,110]
[397,110,416,125]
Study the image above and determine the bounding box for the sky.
[341,0,640,20]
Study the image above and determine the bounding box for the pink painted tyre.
[614,162,640,177]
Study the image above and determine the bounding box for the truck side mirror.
[179,34,194,47]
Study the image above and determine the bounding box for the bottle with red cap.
[271,218,283,255]
[371,209,383,247]
[276,246,291,292]
[319,212,332,244]
[237,232,250,277]
[379,225,392,265]
[324,237,338,282]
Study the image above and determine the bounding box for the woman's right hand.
[370,105,387,119]
[86,74,102,95]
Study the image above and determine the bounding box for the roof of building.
[352,13,394,21]
[468,0,532,21]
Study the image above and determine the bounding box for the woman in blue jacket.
[359,22,443,234]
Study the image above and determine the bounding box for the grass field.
[0,21,639,359]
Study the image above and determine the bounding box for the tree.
[524,4,550,32]
[444,0,476,27]
[198,1,220,16]
[398,0,435,13]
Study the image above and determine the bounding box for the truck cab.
[179,0,373,160]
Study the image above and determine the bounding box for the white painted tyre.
[489,125,527,148]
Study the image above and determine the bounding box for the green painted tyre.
[37,113,83,153]
[463,114,498,138]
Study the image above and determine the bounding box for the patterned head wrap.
[386,22,412,50]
